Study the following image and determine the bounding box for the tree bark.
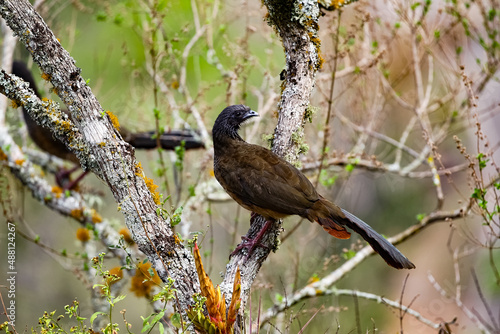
[0,0,322,330]
[0,0,200,319]
[220,0,322,326]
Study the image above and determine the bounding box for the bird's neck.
[213,122,244,144]
[213,129,246,157]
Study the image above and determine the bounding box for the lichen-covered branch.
[220,0,323,321]
[0,0,199,317]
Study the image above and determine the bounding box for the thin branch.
[0,0,200,317]
[259,287,440,330]
[428,273,493,334]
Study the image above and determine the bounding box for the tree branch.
[0,0,199,319]
[220,0,323,322]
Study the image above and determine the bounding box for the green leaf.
[343,249,357,260]
[159,322,165,334]
[171,313,182,328]
[90,311,106,326]
[319,170,338,187]
[114,13,124,25]
[471,188,483,199]
[488,9,496,21]
[153,107,161,118]
[188,185,196,197]
[152,311,165,324]
[95,11,107,22]
[112,294,126,304]
[172,206,183,226]
[477,153,489,170]
[141,314,153,332]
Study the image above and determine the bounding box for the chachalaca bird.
[212,105,415,270]
[11,61,204,188]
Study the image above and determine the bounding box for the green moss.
[262,133,275,149]
[291,129,309,155]
[304,104,318,123]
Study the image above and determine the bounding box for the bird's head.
[212,105,258,141]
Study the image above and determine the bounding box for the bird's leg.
[55,165,80,185]
[56,166,88,190]
[250,211,258,223]
[231,218,274,260]
[63,171,89,190]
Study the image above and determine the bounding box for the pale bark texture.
[219,0,322,323]
[0,0,200,317]
[1,0,326,330]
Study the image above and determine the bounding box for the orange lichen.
[134,162,143,176]
[76,227,90,242]
[70,208,84,220]
[41,73,51,81]
[307,31,323,71]
[307,275,320,284]
[331,0,356,9]
[98,142,106,147]
[130,262,162,297]
[10,100,19,108]
[317,52,325,70]
[58,119,73,132]
[52,186,64,199]
[14,159,24,166]
[119,228,134,244]
[171,81,180,89]
[173,234,181,244]
[0,148,7,161]
[91,209,103,224]
[144,176,161,205]
[135,162,161,205]
[105,111,120,131]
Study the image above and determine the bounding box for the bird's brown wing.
[215,142,319,218]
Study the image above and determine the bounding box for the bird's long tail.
[312,199,415,269]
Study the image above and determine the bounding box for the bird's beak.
[244,109,259,120]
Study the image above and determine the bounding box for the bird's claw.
[230,235,269,260]
[230,220,273,260]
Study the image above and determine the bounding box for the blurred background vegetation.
[1,0,500,332]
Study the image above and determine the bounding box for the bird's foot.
[230,219,273,260]
[230,235,269,259]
